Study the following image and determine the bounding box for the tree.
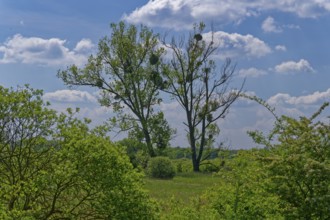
[161,23,243,171]
[58,21,174,157]
[0,85,158,219]
[249,102,330,219]
[0,85,57,218]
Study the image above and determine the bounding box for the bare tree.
[161,23,244,171]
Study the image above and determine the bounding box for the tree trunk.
[192,156,200,172]
[187,110,200,172]
[189,128,200,172]
[143,128,155,157]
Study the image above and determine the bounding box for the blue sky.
[1,0,330,148]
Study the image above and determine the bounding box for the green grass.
[144,172,220,203]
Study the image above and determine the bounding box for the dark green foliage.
[148,157,176,179]
[117,138,150,169]
[194,33,203,41]
[163,147,192,159]
[149,53,159,65]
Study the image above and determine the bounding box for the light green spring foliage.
[58,21,174,157]
[152,102,329,219]
[159,197,220,220]
[0,85,158,219]
[249,102,330,219]
[204,150,283,219]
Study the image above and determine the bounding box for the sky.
[1,0,330,149]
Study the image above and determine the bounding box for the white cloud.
[124,0,330,29]
[262,17,300,34]
[74,38,94,53]
[0,34,94,66]
[238,67,267,78]
[43,90,98,103]
[203,31,272,59]
[274,59,315,73]
[262,16,282,33]
[275,45,287,51]
[268,88,330,106]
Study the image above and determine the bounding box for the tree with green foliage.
[249,102,330,219]
[0,85,57,218]
[161,23,243,171]
[117,138,150,169]
[0,85,158,219]
[58,21,174,157]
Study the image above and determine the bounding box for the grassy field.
[144,172,221,203]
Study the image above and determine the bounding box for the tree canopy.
[0,85,157,219]
[58,21,174,157]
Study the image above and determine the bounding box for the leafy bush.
[172,158,192,173]
[249,102,330,219]
[0,86,158,219]
[148,157,176,179]
[200,159,221,173]
[203,150,283,219]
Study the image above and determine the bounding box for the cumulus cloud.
[203,31,272,59]
[0,34,94,66]
[238,67,267,78]
[268,88,330,106]
[74,38,94,53]
[43,90,98,103]
[124,0,330,29]
[262,16,282,33]
[274,59,315,73]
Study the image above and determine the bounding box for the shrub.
[172,158,192,173]
[200,159,220,173]
[249,102,330,219]
[0,86,158,219]
[148,157,176,179]
[203,150,283,219]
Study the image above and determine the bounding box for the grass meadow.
[145,172,220,203]
[144,172,223,219]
